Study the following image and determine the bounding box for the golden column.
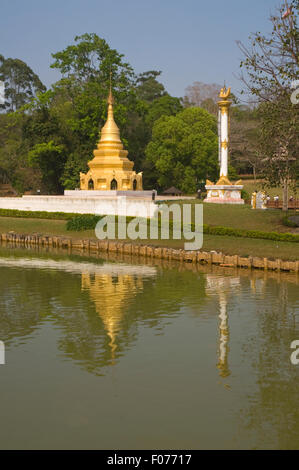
[218,86,232,182]
[204,85,244,204]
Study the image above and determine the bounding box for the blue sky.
[1,0,278,99]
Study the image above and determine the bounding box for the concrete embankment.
[1,232,298,273]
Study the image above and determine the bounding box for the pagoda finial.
[98,70,121,144]
[219,84,231,99]
[107,70,114,105]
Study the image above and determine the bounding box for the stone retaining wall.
[1,232,298,273]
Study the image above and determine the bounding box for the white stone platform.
[64,190,156,198]
[0,194,157,218]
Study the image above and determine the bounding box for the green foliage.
[51,33,135,88]
[0,113,22,183]
[66,214,102,231]
[136,71,167,102]
[228,165,238,180]
[202,224,299,243]
[0,208,75,220]
[145,107,218,192]
[0,57,46,111]
[28,141,66,193]
[66,214,136,231]
[124,93,182,189]
[241,189,250,202]
[145,95,182,127]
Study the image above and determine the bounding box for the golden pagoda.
[80,87,143,191]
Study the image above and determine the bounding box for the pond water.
[0,246,298,450]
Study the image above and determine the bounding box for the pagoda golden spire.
[99,78,122,145]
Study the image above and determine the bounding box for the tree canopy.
[145,107,218,193]
[0,56,46,111]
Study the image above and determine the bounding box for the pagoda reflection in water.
[81,271,144,363]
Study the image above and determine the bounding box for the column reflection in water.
[206,275,241,379]
[218,293,230,378]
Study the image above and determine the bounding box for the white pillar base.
[204,184,244,204]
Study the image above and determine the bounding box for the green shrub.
[66,214,137,231]
[241,189,250,202]
[66,214,103,231]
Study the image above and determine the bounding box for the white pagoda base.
[64,190,156,198]
[0,194,157,218]
[204,176,244,205]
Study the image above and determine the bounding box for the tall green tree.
[230,105,261,179]
[124,94,183,188]
[0,111,40,193]
[22,102,69,193]
[145,107,218,193]
[135,70,167,102]
[28,141,66,194]
[0,57,46,111]
[145,95,182,127]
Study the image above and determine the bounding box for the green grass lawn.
[0,215,298,261]
[172,200,297,233]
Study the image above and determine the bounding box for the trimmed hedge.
[0,208,75,220]
[201,224,299,243]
